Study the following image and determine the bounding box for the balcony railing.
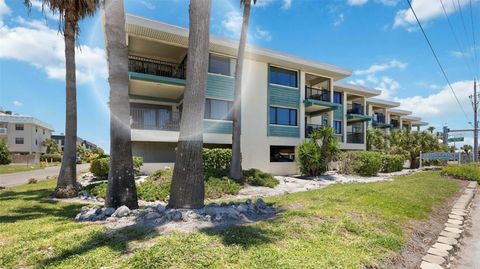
[305,86,330,102]
[390,119,400,128]
[305,123,324,138]
[130,108,181,131]
[347,132,364,144]
[372,113,386,124]
[128,55,186,79]
[0,127,6,135]
[347,103,364,115]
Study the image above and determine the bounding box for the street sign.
[448,137,464,142]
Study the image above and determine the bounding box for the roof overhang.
[333,82,381,98]
[125,14,352,80]
[0,115,54,131]
[412,121,428,126]
[388,108,412,116]
[367,97,400,108]
[403,115,422,121]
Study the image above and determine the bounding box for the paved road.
[0,164,90,188]
[454,188,480,269]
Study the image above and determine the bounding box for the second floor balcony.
[347,132,364,144]
[391,119,400,129]
[128,55,186,80]
[372,113,392,128]
[305,86,330,102]
[347,103,364,115]
[131,107,181,131]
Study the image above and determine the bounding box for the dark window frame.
[15,124,24,131]
[208,54,235,77]
[270,145,295,162]
[269,106,298,126]
[333,120,342,134]
[15,137,24,144]
[333,92,343,104]
[269,66,298,88]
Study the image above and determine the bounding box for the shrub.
[28,177,37,184]
[82,182,107,198]
[297,126,340,176]
[0,140,11,165]
[243,168,279,188]
[203,148,232,178]
[40,153,62,163]
[441,163,480,182]
[381,154,405,173]
[339,151,382,176]
[205,176,242,199]
[90,157,110,178]
[90,156,143,178]
[137,179,171,202]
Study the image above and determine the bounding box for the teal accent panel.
[129,94,180,103]
[206,74,234,100]
[269,125,300,137]
[204,120,232,134]
[129,72,186,86]
[269,84,300,108]
[333,104,343,121]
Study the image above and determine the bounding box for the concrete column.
[367,104,374,129]
[385,108,390,134]
[363,97,367,145]
[328,78,334,127]
[342,91,347,144]
[300,71,306,139]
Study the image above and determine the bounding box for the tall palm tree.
[103,0,138,209]
[168,0,211,209]
[229,0,257,182]
[427,126,435,134]
[24,0,100,198]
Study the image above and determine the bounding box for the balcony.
[304,86,339,114]
[372,114,392,128]
[305,123,324,138]
[347,103,372,122]
[347,132,364,144]
[390,119,400,129]
[128,55,186,80]
[130,107,180,131]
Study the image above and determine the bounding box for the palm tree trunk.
[54,6,78,198]
[229,0,251,183]
[103,0,138,209]
[168,0,211,209]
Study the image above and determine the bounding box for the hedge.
[381,154,405,173]
[90,156,143,178]
[339,151,383,176]
[243,168,279,188]
[203,148,232,178]
[40,153,62,163]
[441,163,480,182]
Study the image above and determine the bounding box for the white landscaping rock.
[422,254,446,265]
[444,227,462,234]
[440,230,461,239]
[112,206,130,218]
[420,261,444,269]
[427,247,449,258]
[437,236,458,246]
[433,242,453,252]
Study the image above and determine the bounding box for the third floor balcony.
[128,55,186,80]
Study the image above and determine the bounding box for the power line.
[406,0,472,126]
[469,0,479,77]
[439,0,476,78]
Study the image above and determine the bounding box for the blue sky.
[0,0,479,152]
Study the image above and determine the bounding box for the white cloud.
[393,0,470,28]
[13,100,22,107]
[354,59,407,75]
[333,13,345,27]
[254,26,272,41]
[396,80,473,118]
[138,0,156,10]
[0,0,10,16]
[347,0,368,6]
[282,0,293,10]
[375,0,399,6]
[255,0,276,7]
[221,11,242,37]
[29,0,59,21]
[0,17,107,84]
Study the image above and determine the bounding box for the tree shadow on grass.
[203,225,275,249]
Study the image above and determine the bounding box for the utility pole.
[470,80,479,162]
[443,126,449,146]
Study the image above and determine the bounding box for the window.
[43,129,45,135]
[15,124,24,131]
[35,127,38,133]
[333,92,342,104]
[269,66,297,88]
[35,139,38,145]
[209,54,235,76]
[269,107,297,126]
[15,137,24,144]
[333,121,342,134]
[204,99,233,120]
[270,146,295,162]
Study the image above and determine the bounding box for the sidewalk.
[453,187,480,269]
[0,164,90,188]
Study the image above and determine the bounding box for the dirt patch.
[378,178,468,269]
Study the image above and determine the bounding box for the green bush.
[243,168,279,188]
[381,154,405,173]
[90,156,143,178]
[340,151,382,177]
[40,153,62,163]
[90,157,110,178]
[203,148,232,178]
[0,140,11,165]
[205,176,242,199]
[82,182,107,198]
[137,179,171,201]
[441,163,480,182]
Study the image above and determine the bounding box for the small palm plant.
[298,126,339,176]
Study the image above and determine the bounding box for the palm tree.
[168,0,211,209]
[102,0,138,209]
[461,144,473,154]
[229,0,257,182]
[427,126,435,134]
[24,0,100,198]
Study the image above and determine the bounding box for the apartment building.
[51,134,98,152]
[124,14,427,175]
[0,110,54,163]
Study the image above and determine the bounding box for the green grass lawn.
[0,171,460,269]
[0,162,60,174]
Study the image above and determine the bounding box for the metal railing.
[305,123,323,138]
[305,86,330,102]
[130,108,181,131]
[0,127,6,135]
[372,113,386,124]
[347,132,364,144]
[128,55,186,79]
[347,103,364,115]
[390,119,400,128]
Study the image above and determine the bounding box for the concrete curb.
[420,181,478,269]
